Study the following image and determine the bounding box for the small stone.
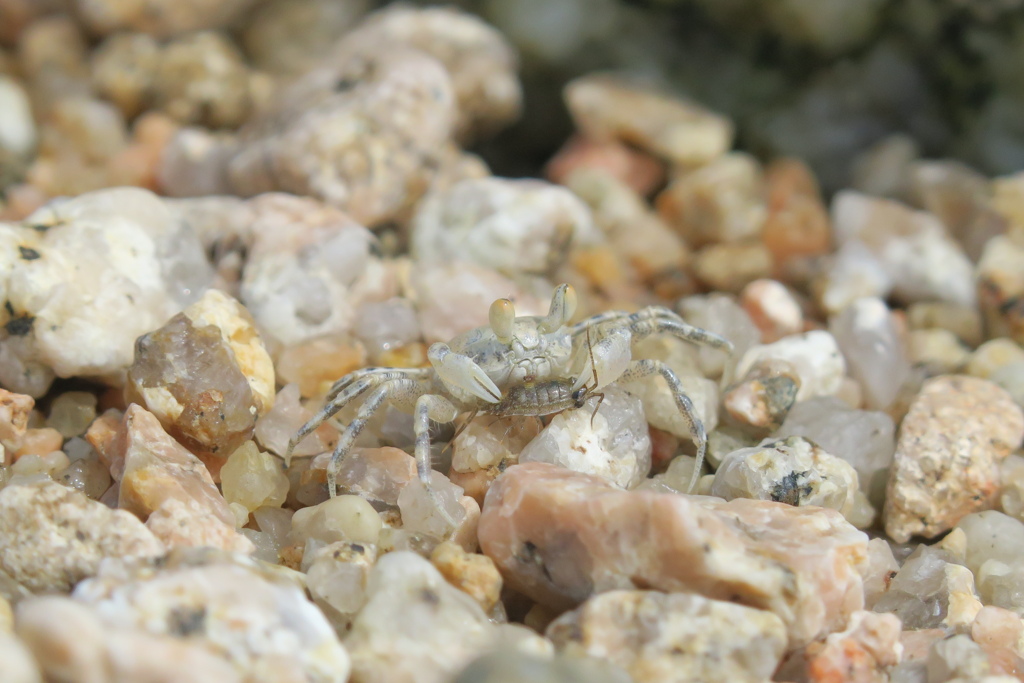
[449,415,540,504]
[90,32,161,119]
[873,543,980,630]
[761,158,832,266]
[547,590,787,683]
[957,511,1024,615]
[290,494,383,547]
[677,294,761,381]
[0,389,32,451]
[52,549,346,681]
[431,541,503,614]
[967,339,1024,380]
[722,359,800,433]
[519,385,652,489]
[565,74,733,167]
[126,289,274,458]
[971,606,1024,677]
[479,463,869,646]
[57,455,112,500]
[692,240,774,293]
[11,450,68,478]
[353,299,420,365]
[978,236,1024,346]
[220,441,289,513]
[831,191,976,307]
[45,391,97,438]
[657,153,766,248]
[907,301,984,348]
[340,4,522,143]
[736,331,846,401]
[830,297,911,411]
[547,136,666,197]
[305,540,376,631]
[412,177,600,278]
[928,634,991,682]
[776,397,896,508]
[397,475,467,540]
[346,551,497,683]
[863,538,900,610]
[453,650,631,683]
[816,241,893,316]
[790,611,903,683]
[0,76,35,159]
[0,479,163,592]
[884,376,1024,543]
[909,329,971,375]
[12,428,62,459]
[302,446,417,508]
[999,455,1024,522]
[0,187,213,397]
[112,404,253,553]
[740,279,804,343]
[711,436,860,518]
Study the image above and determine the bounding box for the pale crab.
[288,284,731,514]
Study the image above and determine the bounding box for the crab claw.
[572,325,631,392]
[428,343,502,404]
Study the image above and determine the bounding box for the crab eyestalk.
[538,283,577,334]
[489,298,515,344]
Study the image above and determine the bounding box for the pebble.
[564,74,733,167]
[71,0,258,37]
[241,0,369,75]
[45,391,97,439]
[306,540,377,632]
[816,241,893,316]
[546,590,787,683]
[11,427,61,459]
[831,190,977,308]
[479,462,869,646]
[873,544,980,630]
[301,446,416,508]
[561,167,688,283]
[126,289,274,458]
[957,511,1024,616]
[677,294,761,381]
[449,415,541,504]
[0,389,32,451]
[291,494,383,547]
[740,279,804,343]
[519,385,652,489]
[453,650,631,683]
[781,611,902,683]
[0,75,36,158]
[430,541,503,614]
[233,194,383,351]
[255,383,338,459]
[657,153,766,247]
[397,475,469,540]
[0,187,212,397]
[353,298,420,365]
[722,359,800,433]
[967,339,1024,380]
[277,334,367,398]
[345,551,498,683]
[761,158,832,266]
[340,4,522,143]
[884,376,1024,543]
[971,606,1024,677]
[776,396,896,508]
[227,44,456,227]
[220,441,289,513]
[711,436,861,521]
[692,240,775,293]
[907,301,984,348]
[35,548,348,682]
[829,297,911,411]
[112,404,253,553]
[0,479,164,592]
[546,136,666,197]
[908,328,971,375]
[928,634,992,682]
[413,177,600,278]
[735,330,846,401]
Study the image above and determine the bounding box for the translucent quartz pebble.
[220,441,289,513]
[45,392,97,438]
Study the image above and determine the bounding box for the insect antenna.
[441,409,479,457]
[585,327,605,427]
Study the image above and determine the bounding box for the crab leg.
[325,378,422,498]
[413,394,461,527]
[572,307,732,352]
[325,367,429,402]
[618,359,707,494]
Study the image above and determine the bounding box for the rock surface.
[884,376,1024,543]
[479,462,869,646]
[546,590,787,683]
[0,479,164,592]
[736,331,846,401]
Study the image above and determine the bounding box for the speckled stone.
[479,463,869,647]
[884,376,1024,543]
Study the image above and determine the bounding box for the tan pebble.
[693,241,774,293]
[13,428,62,460]
[430,540,502,613]
[545,135,665,197]
[968,339,1024,380]
[276,336,366,398]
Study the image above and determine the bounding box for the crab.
[288,283,732,515]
